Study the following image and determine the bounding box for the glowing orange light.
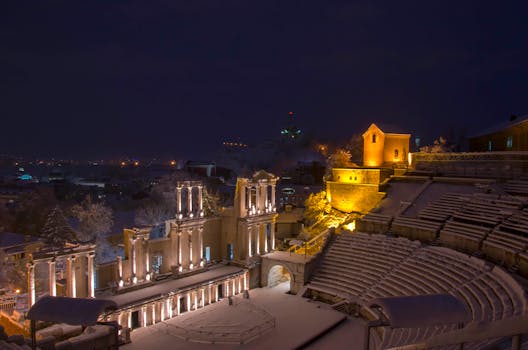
[120,161,126,166]
[170,160,176,166]
[15,289,20,294]
[134,161,139,166]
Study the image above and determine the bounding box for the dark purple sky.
[1,1,527,159]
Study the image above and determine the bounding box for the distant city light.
[134,161,139,166]
[120,161,126,166]
[170,160,176,166]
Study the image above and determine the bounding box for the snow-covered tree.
[324,148,357,181]
[203,188,221,216]
[71,196,113,243]
[303,191,332,227]
[41,206,78,246]
[420,136,455,153]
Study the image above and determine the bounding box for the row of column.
[118,272,248,329]
[176,185,204,219]
[119,226,206,288]
[247,223,275,258]
[241,182,276,217]
[27,253,95,307]
[175,227,204,272]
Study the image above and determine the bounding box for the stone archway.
[267,264,292,292]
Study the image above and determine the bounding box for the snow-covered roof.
[469,114,528,138]
[103,265,244,308]
[0,232,40,249]
[362,123,411,137]
[27,296,117,325]
[369,294,471,328]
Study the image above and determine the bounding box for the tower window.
[488,140,493,152]
[394,149,399,158]
[372,134,377,143]
[507,136,513,149]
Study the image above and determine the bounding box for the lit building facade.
[362,123,411,167]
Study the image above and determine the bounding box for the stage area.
[124,282,351,350]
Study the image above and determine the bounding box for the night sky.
[1,1,527,159]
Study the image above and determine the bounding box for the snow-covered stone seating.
[418,193,470,222]
[306,232,528,350]
[451,211,501,227]
[503,179,528,196]
[439,220,490,253]
[482,229,528,267]
[54,325,116,350]
[519,251,528,278]
[390,216,442,241]
[355,213,392,234]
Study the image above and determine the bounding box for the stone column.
[198,186,203,217]
[194,291,198,310]
[176,295,181,316]
[263,183,269,212]
[67,256,77,298]
[117,256,124,287]
[176,187,182,219]
[248,225,252,257]
[215,283,219,301]
[187,293,191,311]
[144,240,150,281]
[243,272,247,290]
[188,228,194,269]
[87,253,95,298]
[264,224,268,253]
[142,306,147,327]
[27,262,35,307]
[248,186,252,214]
[255,183,260,213]
[127,311,132,329]
[177,231,183,272]
[187,186,193,218]
[200,288,205,307]
[208,285,212,304]
[256,223,261,255]
[232,278,236,295]
[167,297,173,319]
[198,227,204,266]
[151,304,156,325]
[271,184,276,211]
[271,222,276,250]
[131,238,137,284]
[239,184,247,216]
[48,260,56,297]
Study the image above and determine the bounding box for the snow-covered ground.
[374,180,425,216]
[124,282,353,350]
[402,182,480,217]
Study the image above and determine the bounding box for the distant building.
[184,161,216,177]
[469,114,528,152]
[362,123,411,167]
[0,232,43,263]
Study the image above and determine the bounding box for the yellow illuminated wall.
[363,124,385,167]
[383,134,410,164]
[326,168,391,213]
[362,123,410,167]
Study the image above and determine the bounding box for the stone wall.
[326,182,385,214]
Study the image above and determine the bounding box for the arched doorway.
[267,265,291,293]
